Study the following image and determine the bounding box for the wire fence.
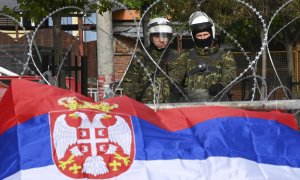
[0,0,300,116]
[231,51,300,101]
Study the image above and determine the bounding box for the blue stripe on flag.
[133,116,300,167]
[0,114,53,179]
[0,125,19,179]
[2,114,300,179]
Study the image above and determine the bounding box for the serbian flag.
[1,79,300,180]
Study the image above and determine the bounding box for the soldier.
[169,11,237,102]
[122,17,178,103]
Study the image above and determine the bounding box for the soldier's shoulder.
[176,50,190,60]
[133,50,148,62]
[178,48,192,56]
[218,48,234,58]
[135,50,146,57]
[166,48,179,60]
[218,47,228,52]
[167,48,178,54]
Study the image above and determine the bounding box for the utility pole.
[260,30,267,100]
[96,11,114,99]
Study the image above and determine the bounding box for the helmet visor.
[148,25,173,34]
[151,33,172,42]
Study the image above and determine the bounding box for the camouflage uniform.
[122,48,177,103]
[169,46,236,102]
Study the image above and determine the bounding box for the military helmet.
[188,11,215,48]
[189,11,215,38]
[146,17,174,50]
[147,17,173,34]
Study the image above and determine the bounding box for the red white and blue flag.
[1,79,300,179]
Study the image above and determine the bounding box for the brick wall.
[84,35,137,81]
[114,35,136,81]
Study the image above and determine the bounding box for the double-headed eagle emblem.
[52,111,133,177]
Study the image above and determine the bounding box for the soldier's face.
[195,31,211,40]
[152,34,169,49]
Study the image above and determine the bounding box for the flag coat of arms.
[1,79,300,180]
[49,109,134,179]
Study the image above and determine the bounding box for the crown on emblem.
[58,97,118,112]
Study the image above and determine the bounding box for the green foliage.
[121,0,143,9]
[90,0,115,15]
[75,0,152,15]
[1,6,22,21]
[3,0,300,52]
[6,0,90,23]
[267,1,300,44]
[224,18,261,51]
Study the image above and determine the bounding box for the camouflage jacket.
[122,48,177,103]
[169,46,236,101]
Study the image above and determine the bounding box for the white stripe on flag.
[5,157,300,180]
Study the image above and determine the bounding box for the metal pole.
[0,66,19,76]
[81,56,88,96]
[261,29,267,100]
[146,100,300,111]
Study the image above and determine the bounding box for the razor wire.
[0,13,36,76]
[0,0,300,111]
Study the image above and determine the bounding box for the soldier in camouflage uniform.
[169,11,236,102]
[122,17,177,103]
